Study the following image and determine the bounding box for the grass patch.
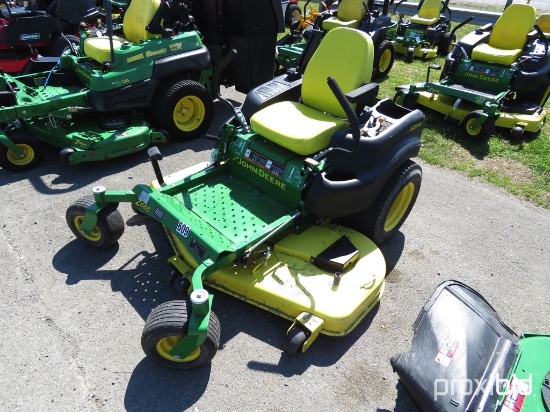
[282,4,550,208]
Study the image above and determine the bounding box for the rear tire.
[66,196,124,249]
[285,4,302,27]
[0,131,42,172]
[141,300,220,369]
[151,80,213,141]
[48,34,80,57]
[437,32,455,56]
[374,40,395,78]
[342,160,422,244]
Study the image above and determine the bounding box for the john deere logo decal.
[20,33,40,41]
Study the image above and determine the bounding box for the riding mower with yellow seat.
[277,0,397,78]
[394,3,550,140]
[65,27,426,369]
[386,0,455,62]
[0,0,284,172]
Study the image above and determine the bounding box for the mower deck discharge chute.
[394,3,550,140]
[0,0,284,172]
[66,27,425,369]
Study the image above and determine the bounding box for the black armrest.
[345,83,379,104]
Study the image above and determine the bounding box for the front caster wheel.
[461,111,496,140]
[141,300,221,369]
[0,131,43,172]
[66,196,124,248]
[343,160,422,244]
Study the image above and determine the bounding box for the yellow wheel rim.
[466,118,481,136]
[156,336,201,362]
[73,216,101,242]
[173,95,205,132]
[7,144,34,166]
[379,48,392,72]
[384,182,415,232]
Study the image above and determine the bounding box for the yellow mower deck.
[155,168,386,343]
[416,91,546,133]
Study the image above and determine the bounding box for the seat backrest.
[301,27,373,118]
[537,13,550,36]
[417,0,442,20]
[336,0,366,22]
[489,4,536,50]
[123,0,162,44]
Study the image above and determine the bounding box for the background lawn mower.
[0,0,284,172]
[394,3,550,140]
[66,27,425,369]
[391,280,550,412]
[276,0,397,79]
[0,0,100,74]
[386,0,455,62]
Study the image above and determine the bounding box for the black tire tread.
[150,79,213,141]
[66,195,124,249]
[141,300,220,369]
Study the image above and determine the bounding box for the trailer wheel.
[343,160,422,244]
[285,4,302,27]
[284,326,308,355]
[66,196,124,249]
[375,40,395,78]
[462,111,496,139]
[48,35,80,57]
[0,131,43,172]
[142,300,221,369]
[151,80,213,141]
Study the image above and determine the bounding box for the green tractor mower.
[394,3,550,140]
[66,27,425,369]
[0,0,284,172]
[276,0,397,79]
[386,0,457,62]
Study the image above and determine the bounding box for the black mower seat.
[250,27,373,155]
[409,0,442,26]
[471,4,536,66]
[84,0,161,64]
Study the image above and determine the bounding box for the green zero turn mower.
[391,280,550,412]
[394,3,550,140]
[0,0,284,172]
[386,0,457,62]
[66,27,425,369]
[276,0,397,79]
